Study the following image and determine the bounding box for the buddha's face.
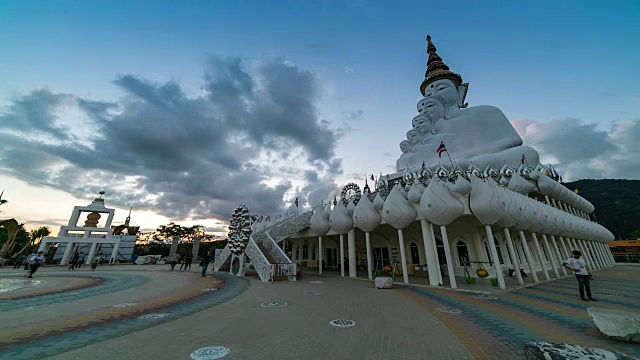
[412,115,432,135]
[418,98,445,121]
[400,140,410,153]
[424,79,460,107]
[406,130,420,143]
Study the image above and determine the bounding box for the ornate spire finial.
[420,35,464,97]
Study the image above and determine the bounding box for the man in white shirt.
[562,250,598,302]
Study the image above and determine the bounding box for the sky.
[1,0,639,234]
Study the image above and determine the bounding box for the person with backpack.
[200,251,213,277]
[69,251,79,270]
[77,252,85,268]
[27,251,46,278]
[562,250,598,302]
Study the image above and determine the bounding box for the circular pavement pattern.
[304,290,321,295]
[436,306,463,314]
[330,319,356,328]
[592,291,623,297]
[137,313,171,320]
[248,285,262,289]
[190,346,230,359]
[202,288,219,292]
[113,302,138,308]
[472,294,499,300]
[309,281,325,284]
[261,302,287,308]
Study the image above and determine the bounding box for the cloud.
[513,118,640,180]
[0,57,344,222]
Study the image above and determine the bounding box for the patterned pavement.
[0,265,638,359]
[397,265,640,359]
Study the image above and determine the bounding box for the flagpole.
[445,151,455,170]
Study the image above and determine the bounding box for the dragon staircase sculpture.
[214,211,312,282]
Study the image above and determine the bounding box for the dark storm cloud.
[0,57,343,222]
[514,118,640,180]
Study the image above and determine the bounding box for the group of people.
[167,251,215,278]
[67,251,86,270]
[12,251,47,278]
[168,252,194,271]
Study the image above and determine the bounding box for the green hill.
[563,179,640,239]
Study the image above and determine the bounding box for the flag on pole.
[521,154,526,164]
[436,141,447,158]
[370,174,375,181]
[294,196,298,207]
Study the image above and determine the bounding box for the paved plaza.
[0,264,638,359]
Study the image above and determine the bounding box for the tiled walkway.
[0,264,637,359]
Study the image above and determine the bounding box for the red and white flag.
[521,154,526,164]
[436,141,447,158]
[294,196,298,208]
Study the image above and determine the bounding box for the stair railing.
[213,244,231,272]
[244,236,272,282]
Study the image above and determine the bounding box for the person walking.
[69,251,79,270]
[27,251,46,278]
[14,255,25,269]
[25,252,35,270]
[169,253,180,270]
[77,252,85,268]
[179,253,186,270]
[183,253,193,271]
[200,251,213,277]
[562,250,598,302]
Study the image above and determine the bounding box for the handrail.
[264,231,291,264]
[245,236,272,282]
[213,244,231,272]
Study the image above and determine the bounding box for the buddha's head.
[416,95,447,122]
[420,36,469,109]
[400,140,411,153]
[406,129,421,144]
[411,115,433,136]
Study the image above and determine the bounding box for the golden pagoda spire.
[420,35,464,96]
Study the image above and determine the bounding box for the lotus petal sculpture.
[353,194,382,232]
[310,202,331,236]
[382,184,417,229]
[329,202,353,234]
[418,175,463,226]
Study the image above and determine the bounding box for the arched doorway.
[456,240,469,266]
[409,242,420,264]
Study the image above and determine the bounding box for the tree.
[12,226,51,258]
[631,230,640,239]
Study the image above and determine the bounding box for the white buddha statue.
[395,36,539,172]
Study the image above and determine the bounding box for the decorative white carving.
[353,194,381,232]
[418,176,463,226]
[381,184,416,229]
[329,202,353,234]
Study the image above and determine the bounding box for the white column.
[61,242,75,265]
[602,243,613,266]
[339,234,345,277]
[550,236,568,276]
[365,232,372,280]
[606,243,615,265]
[504,229,524,286]
[192,237,201,261]
[519,230,539,283]
[544,195,551,205]
[541,234,560,278]
[440,225,457,289]
[110,240,120,263]
[348,228,356,278]
[86,243,98,265]
[593,241,606,269]
[169,236,180,256]
[291,241,297,262]
[531,233,550,280]
[485,225,505,289]
[575,239,593,271]
[586,241,600,269]
[38,241,49,254]
[430,223,443,285]
[397,229,409,284]
[583,240,597,269]
[558,237,570,260]
[551,198,558,208]
[318,236,323,275]
[421,220,440,286]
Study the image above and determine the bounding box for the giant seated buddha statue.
[396,36,539,172]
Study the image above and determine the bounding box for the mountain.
[563,179,640,239]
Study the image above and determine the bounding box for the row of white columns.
[300,224,615,290]
[38,240,121,266]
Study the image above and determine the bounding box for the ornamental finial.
[420,35,464,96]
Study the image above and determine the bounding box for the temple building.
[215,37,616,290]
[39,193,138,265]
